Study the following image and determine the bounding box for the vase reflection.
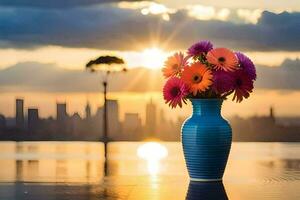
[186,181,228,200]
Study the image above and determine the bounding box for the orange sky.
[0,45,299,71]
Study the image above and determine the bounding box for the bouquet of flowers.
[162,41,256,108]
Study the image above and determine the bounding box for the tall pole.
[103,81,108,176]
[86,56,125,177]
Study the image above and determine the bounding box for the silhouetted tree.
[86,55,126,176]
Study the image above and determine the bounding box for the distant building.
[85,102,92,119]
[157,109,169,139]
[107,99,120,139]
[28,108,39,131]
[71,112,82,136]
[145,99,157,137]
[56,103,67,121]
[94,99,120,140]
[93,107,104,139]
[16,98,24,129]
[0,114,6,129]
[270,106,275,122]
[123,113,142,139]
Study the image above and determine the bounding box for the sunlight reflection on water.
[137,142,168,175]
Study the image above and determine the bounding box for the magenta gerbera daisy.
[236,52,256,80]
[232,70,254,103]
[187,41,213,56]
[163,77,189,108]
[212,70,234,95]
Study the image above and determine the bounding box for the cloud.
[0,0,143,9]
[236,9,262,23]
[0,59,299,92]
[186,5,231,21]
[0,62,163,92]
[256,58,300,89]
[0,4,299,51]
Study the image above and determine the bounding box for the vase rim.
[188,98,224,101]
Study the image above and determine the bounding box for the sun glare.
[141,48,167,69]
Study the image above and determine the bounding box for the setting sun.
[141,48,168,69]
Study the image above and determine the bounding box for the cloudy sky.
[0,0,299,118]
[0,0,299,70]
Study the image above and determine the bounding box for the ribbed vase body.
[182,99,232,181]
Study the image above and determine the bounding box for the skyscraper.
[16,98,24,129]
[94,99,120,139]
[85,102,92,119]
[123,113,142,139]
[270,106,275,120]
[157,109,168,139]
[107,99,120,139]
[28,108,39,131]
[145,99,157,136]
[56,103,67,121]
[70,112,82,136]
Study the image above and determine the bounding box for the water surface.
[0,142,299,199]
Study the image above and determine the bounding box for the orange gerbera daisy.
[207,48,238,71]
[181,62,213,96]
[162,52,189,78]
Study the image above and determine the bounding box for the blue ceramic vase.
[182,99,232,181]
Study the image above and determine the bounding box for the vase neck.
[190,99,223,116]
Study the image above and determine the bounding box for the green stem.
[221,89,234,99]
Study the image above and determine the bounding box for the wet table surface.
[0,141,299,200]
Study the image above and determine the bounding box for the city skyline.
[0,89,299,122]
[0,97,182,141]
[1,92,300,123]
[0,97,299,142]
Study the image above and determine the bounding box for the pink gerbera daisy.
[163,77,189,108]
[207,48,239,72]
